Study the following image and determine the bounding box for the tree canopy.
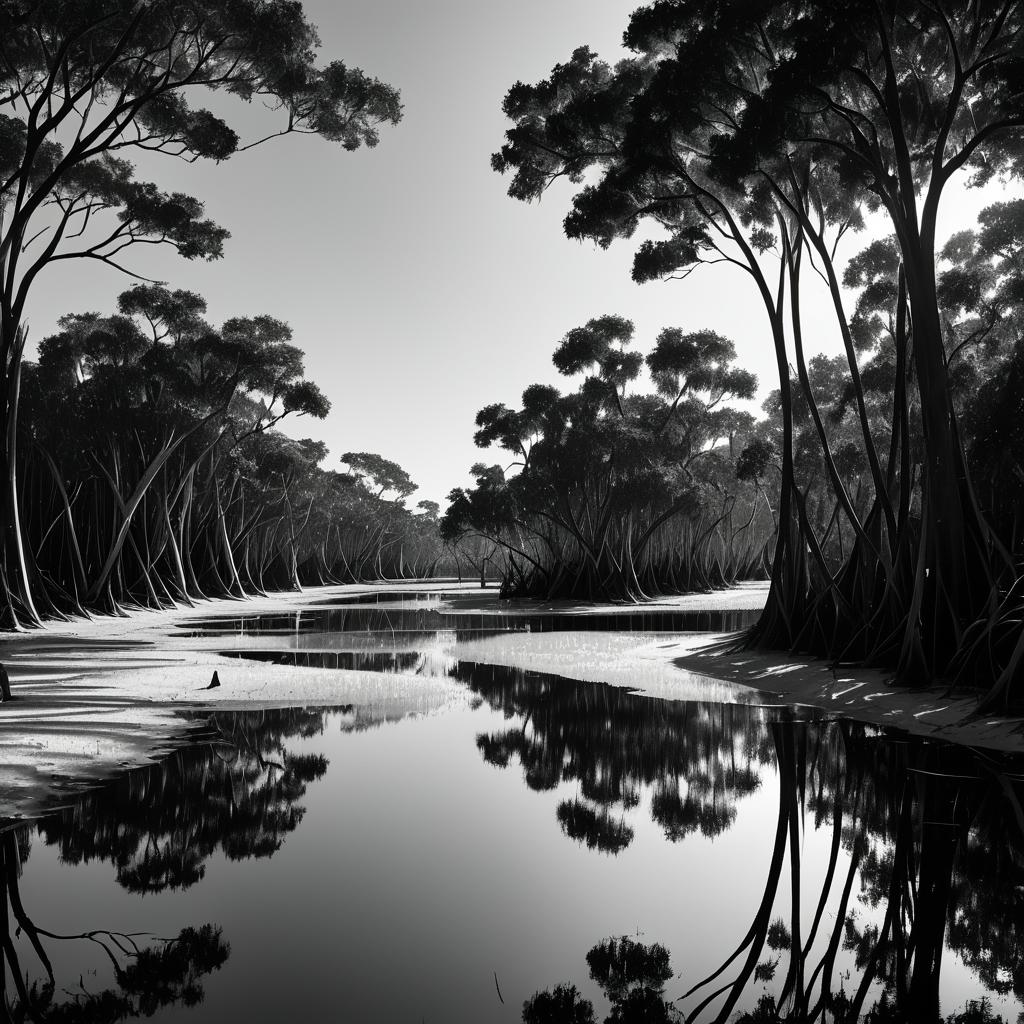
[0,0,403,627]
[493,0,1024,700]
[444,315,763,600]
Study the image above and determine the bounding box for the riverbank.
[1,579,1020,820]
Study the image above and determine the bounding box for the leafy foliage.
[493,0,1024,698]
[0,0,402,627]
[444,317,766,600]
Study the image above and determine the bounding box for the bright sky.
[22,1,1019,505]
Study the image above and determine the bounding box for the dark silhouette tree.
[6,281,457,630]
[21,287,330,613]
[445,318,762,600]
[492,0,1024,698]
[0,0,402,627]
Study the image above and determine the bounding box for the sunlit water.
[1,590,1022,1022]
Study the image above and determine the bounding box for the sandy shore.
[0,579,1019,821]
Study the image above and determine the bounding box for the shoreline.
[0,579,1020,822]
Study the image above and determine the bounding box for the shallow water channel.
[2,590,1022,1022]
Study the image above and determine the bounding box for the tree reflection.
[0,829,228,1022]
[467,664,770,855]
[37,707,330,893]
[524,936,682,1024]
[557,801,635,855]
[476,670,1024,1020]
[703,726,1024,1021]
[0,707,343,1020]
[693,724,1024,1023]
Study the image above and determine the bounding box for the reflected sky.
[2,664,1022,1022]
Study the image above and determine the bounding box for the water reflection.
[0,824,228,1021]
[37,708,330,893]
[523,937,680,1023]
[218,643,461,677]
[0,705,401,1020]
[179,591,760,640]
[0,708,344,1019]
[467,664,770,854]
[2,662,1022,1021]
[219,649,425,672]
[466,672,1024,1021]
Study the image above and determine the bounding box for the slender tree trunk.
[1,327,40,627]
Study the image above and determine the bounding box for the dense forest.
[442,316,766,601]
[0,0,455,627]
[2,1,1024,704]
[479,0,1024,702]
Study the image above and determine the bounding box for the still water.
[177,585,762,642]
[1,591,1022,1023]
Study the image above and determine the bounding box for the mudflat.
[0,579,1018,823]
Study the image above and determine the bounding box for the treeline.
[442,316,770,600]
[492,0,1024,701]
[0,2,456,628]
[9,286,449,623]
[7,0,1024,717]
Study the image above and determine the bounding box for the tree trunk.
[1,327,40,627]
[898,244,1002,681]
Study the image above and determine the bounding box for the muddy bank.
[0,578,1019,820]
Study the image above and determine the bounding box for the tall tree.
[0,0,402,626]
[493,0,1024,695]
[715,0,1024,686]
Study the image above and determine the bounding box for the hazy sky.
[23,1,1018,505]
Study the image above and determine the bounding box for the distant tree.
[445,317,762,600]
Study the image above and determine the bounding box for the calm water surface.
[2,590,1022,1022]
[177,587,762,641]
